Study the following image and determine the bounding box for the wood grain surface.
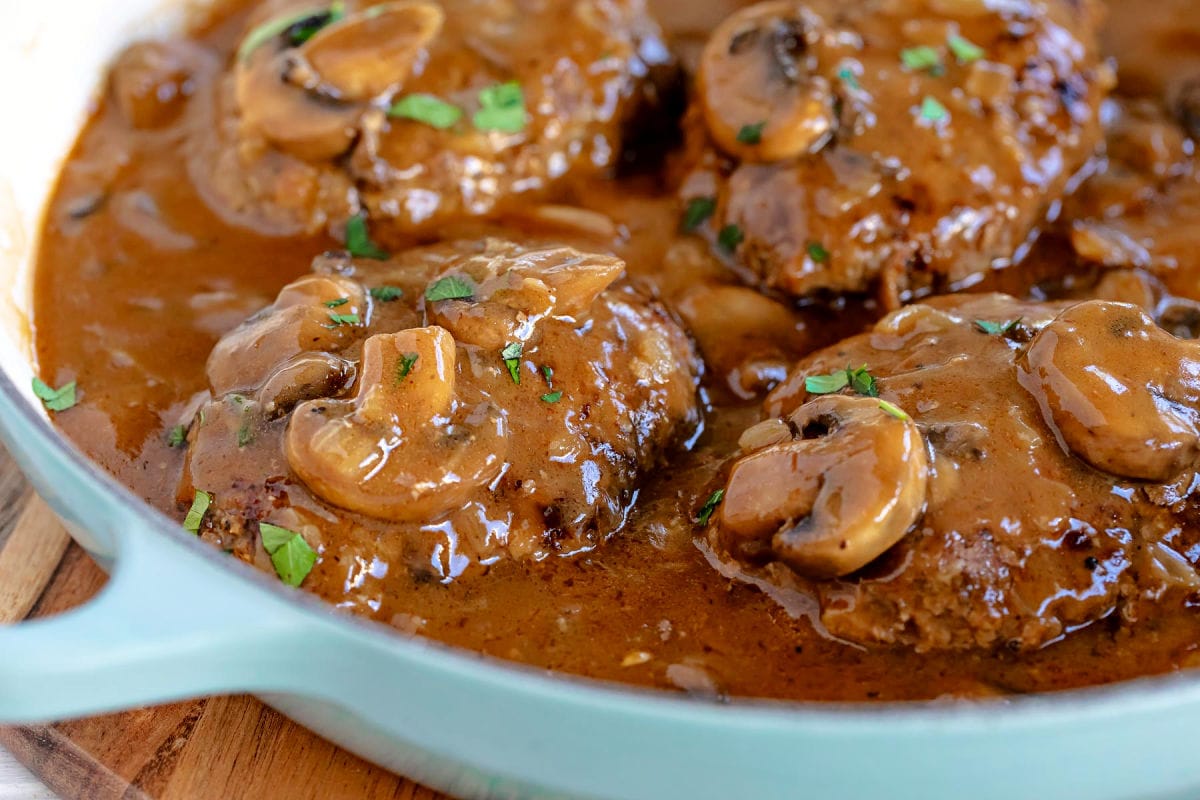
[0,443,450,800]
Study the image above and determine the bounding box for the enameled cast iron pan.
[1,3,1199,798]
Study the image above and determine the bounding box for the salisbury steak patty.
[182,0,676,238]
[179,239,701,587]
[708,293,1200,652]
[679,0,1111,304]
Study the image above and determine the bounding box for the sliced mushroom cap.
[699,1,835,162]
[110,41,214,129]
[235,45,361,160]
[285,326,508,521]
[207,274,366,396]
[718,394,929,578]
[1020,300,1200,481]
[297,1,444,101]
[425,243,625,351]
[259,351,356,417]
[233,1,443,159]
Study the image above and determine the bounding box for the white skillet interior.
[0,0,203,413]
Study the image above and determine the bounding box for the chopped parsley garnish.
[805,371,849,395]
[948,34,985,64]
[805,365,879,397]
[237,2,344,61]
[396,352,419,383]
[425,275,475,302]
[539,365,561,401]
[920,96,949,123]
[974,318,1022,336]
[848,366,878,397]
[260,523,318,587]
[695,489,725,526]
[327,312,361,327]
[807,241,830,263]
[837,66,861,90]
[473,81,526,133]
[717,224,744,253]
[167,425,188,448]
[682,197,716,232]
[237,421,255,448]
[369,285,403,302]
[501,342,523,384]
[32,378,76,412]
[345,213,389,260]
[183,490,211,534]
[388,94,464,130]
[324,297,349,308]
[901,46,943,74]
[736,121,766,144]
[878,399,911,421]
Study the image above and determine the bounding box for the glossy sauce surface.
[31,0,1200,701]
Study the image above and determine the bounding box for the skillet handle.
[0,520,316,723]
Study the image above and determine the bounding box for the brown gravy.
[31,0,1200,701]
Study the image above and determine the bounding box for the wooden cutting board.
[0,444,449,800]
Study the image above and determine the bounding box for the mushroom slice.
[699,1,835,162]
[235,45,361,161]
[207,274,367,396]
[296,1,444,101]
[718,395,929,578]
[425,243,625,351]
[259,351,356,418]
[285,326,508,521]
[1020,300,1200,482]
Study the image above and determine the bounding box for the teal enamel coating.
[3,372,1200,800]
[3,3,1200,795]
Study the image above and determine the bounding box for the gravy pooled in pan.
[30,0,1200,701]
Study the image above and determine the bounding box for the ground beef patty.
[678,0,1111,305]
[178,239,702,590]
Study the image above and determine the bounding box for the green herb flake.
[260,522,297,554]
[695,489,725,526]
[237,422,255,448]
[369,285,403,302]
[806,366,879,397]
[183,490,212,534]
[948,34,985,64]
[541,390,563,403]
[878,399,911,421]
[324,297,349,308]
[327,312,361,327]
[388,94,464,130]
[848,365,879,398]
[237,2,344,62]
[717,224,744,253]
[837,66,861,90]
[32,378,77,412]
[919,95,949,123]
[396,352,419,383]
[425,275,475,302]
[501,342,523,384]
[974,318,1022,336]
[473,81,526,133]
[901,46,943,73]
[807,241,830,263]
[345,213,389,260]
[805,371,850,395]
[541,364,554,385]
[736,121,766,144]
[167,424,188,448]
[682,197,716,232]
[260,523,318,587]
